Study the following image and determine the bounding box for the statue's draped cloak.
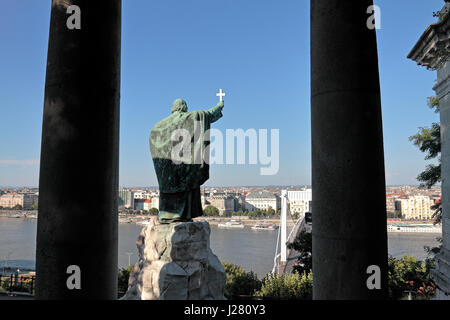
[150,103,223,223]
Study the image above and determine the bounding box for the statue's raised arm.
[205,101,224,124]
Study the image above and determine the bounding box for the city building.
[0,193,38,209]
[386,193,405,213]
[118,188,135,209]
[151,196,160,210]
[396,195,434,220]
[135,199,152,211]
[204,194,235,216]
[236,194,246,211]
[287,189,312,215]
[133,190,152,200]
[245,191,280,212]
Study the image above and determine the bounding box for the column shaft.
[311,0,388,299]
[36,0,121,299]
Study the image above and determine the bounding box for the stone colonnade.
[36,0,390,299]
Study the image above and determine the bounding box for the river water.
[0,217,441,279]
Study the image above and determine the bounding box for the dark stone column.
[311,0,388,299]
[36,0,121,299]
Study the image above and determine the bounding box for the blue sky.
[0,0,444,187]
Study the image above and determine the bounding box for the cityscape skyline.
[0,184,441,221]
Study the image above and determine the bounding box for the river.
[0,217,442,279]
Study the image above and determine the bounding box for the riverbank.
[0,210,37,218]
[118,213,436,227]
[2,210,437,229]
[118,214,296,227]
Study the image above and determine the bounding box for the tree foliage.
[387,211,402,219]
[231,208,279,218]
[409,123,440,160]
[388,255,435,300]
[255,272,313,300]
[409,96,441,224]
[221,261,313,300]
[203,205,220,216]
[232,210,247,217]
[117,265,133,298]
[221,261,262,299]
[287,231,312,275]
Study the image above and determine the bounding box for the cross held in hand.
[216,89,226,102]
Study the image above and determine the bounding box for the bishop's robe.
[149,99,223,223]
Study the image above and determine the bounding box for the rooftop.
[246,191,277,200]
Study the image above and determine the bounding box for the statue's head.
[171,99,188,113]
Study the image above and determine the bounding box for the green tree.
[255,272,313,300]
[117,265,133,298]
[0,276,10,291]
[221,261,262,299]
[288,230,437,300]
[387,255,435,300]
[30,203,38,210]
[291,211,300,220]
[12,204,22,210]
[203,205,220,216]
[149,207,159,215]
[232,210,245,217]
[287,231,312,275]
[387,211,402,219]
[409,96,441,224]
[247,210,256,218]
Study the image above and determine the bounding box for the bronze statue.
[150,98,224,223]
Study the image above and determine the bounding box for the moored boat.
[387,223,442,233]
[251,222,278,230]
[218,220,245,229]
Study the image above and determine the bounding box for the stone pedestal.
[121,217,226,300]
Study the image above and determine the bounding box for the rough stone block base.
[121,217,226,300]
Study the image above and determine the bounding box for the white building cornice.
[408,4,450,70]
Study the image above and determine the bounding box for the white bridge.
[271,190,310,276]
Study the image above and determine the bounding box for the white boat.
[387,223,442,233]
[136,220,150,226]
[251,222,278,230]
[218,220,245,229]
